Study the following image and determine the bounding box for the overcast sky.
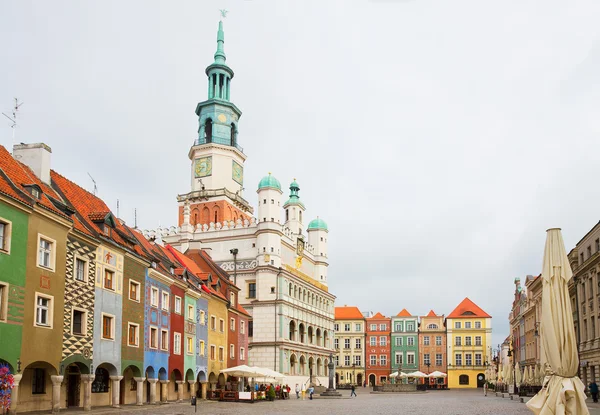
[2,1,600,349]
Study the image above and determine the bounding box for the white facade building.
[144,19,335,387]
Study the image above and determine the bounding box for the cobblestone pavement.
[50,388,600,415]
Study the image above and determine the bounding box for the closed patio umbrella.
[526,228,589,415]
[515,362,522,388]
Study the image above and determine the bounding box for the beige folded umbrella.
[515,362,522,388]
[526,228,589,415]
[524,366,531,386]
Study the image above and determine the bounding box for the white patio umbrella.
[407,371,428,378]
[428,371,447,378]
[220,365,263,377]
[526,228,589,415]
[389,371,399,378]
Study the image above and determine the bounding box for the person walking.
[484,382,488,396]
[309,386,314,400]
[295,383,300,399]
[590,381,599,403]
[350,384,357,397]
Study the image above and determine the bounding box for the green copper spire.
[284,179,305,209]
[214,20,226,64]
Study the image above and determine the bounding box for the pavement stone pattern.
[50,389,600,415]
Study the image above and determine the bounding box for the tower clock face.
[194,156,212,178]
[232,160,243,185]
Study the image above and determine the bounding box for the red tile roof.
[447,297,491,319]
[426,310,437,317]
[396,308,412,317]
[334,306,364,320]
[369,312,387,319]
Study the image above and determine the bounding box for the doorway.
[67,373,80,407]
[369,374,376,386]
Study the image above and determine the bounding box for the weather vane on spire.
[220,9,228,19]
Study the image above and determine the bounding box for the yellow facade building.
[446,298,492,389]
[334,306,366,386]
[206,288,228,391]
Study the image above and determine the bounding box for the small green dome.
[258,173,281,191]
[308,217,328,231]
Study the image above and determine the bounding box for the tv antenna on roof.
[87,172,98,196]
[2,98,24,146]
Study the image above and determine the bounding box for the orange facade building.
[365,312,391,386]
[419,310,447,386]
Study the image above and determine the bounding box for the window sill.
[0,249,9,255]
[35,323,52,330]
[37,264,55,272]
[129,297,141,303]
[128,343,140,348]
[101,337,115,341]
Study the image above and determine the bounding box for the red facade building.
[366,312,391,386]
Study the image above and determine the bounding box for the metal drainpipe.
[275,267,282,371]
[574,275,581,378]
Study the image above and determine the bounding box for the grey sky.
[2,0,600,348]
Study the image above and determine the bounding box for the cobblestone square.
[61,389,600,415]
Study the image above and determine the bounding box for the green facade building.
[391,309,419,379]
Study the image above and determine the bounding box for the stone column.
[51,375,64,413]
[176,381,185,402]
[109,376,123,408]
[80,374,94,411]
[8,374,22,415]
[200,382,208,400]
[188,381,196,399]
[148,378,158,404]
[159,380,168,403]
[134,377,144,405]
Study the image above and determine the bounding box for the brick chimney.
[12,143,52,185]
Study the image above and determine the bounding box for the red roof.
[334,306,363,320]
[426,310,437,317]
[447,297,491,319]
[369,312,387,319]
[396,308,412,317]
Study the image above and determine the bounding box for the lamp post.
[507,342,517,395]
[352,363,356,386]
[425,362,431,389]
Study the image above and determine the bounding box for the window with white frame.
[211,316,216,330]
[465,336,472,346]
[475,321,482,329]
[395,323,402,331]
[160,329,169,351]
[35,293,53,327]
[219,319,224,332]
[150,287,159,307]
[370,355,377,365]
[230,344,235,358]
[128,323,139,347]
[75,258,87,282]
[395,353,403,365]
[210,345,216,360]
[334,356,339,366]
[423,336,430,345]
[72,308,86,336]
[0,219,11,253]
[354,355,361,366]
[423,354,430,365]
[455,336,462,346]
[218,346,224,361]
[199,341,205,356]
[344,338,350,349]
[240,347,245,360]
[370,324,377,331]
[465,321,471,329]
[407,353,415,365]
[379,336,387,346]
[129,280,140,302]
[355,323,362,332]
[334,323,339,331]
[103,268,115,290]
[174,296,182,314]
[0,282,7,322]
[380,355,387,365]
[161,292,169,311]
[344,323,351,332]
[240,320,245,334]
[370,336,376,346]
[455,353,462,365]
[355,338,362,349]
[187,304,194,320]
[454,321,461,329]
[200,311,206,325]
[344,355,350,366]
[407,323,414,331]
[174,332,181,354]
[465,353,472,366]
[150,327,158,349]
[38,235,55,270]
[475,336,482,346]
[187,337,194,355]
[379,324,386,330]
[407,337,414,346]
[436,353,443,366]
[475,353,482,366]
[435,336,442,346]
[101,313,114,340]
[230,318,235,331]
[334,338,339,349]
[395,337,403,346]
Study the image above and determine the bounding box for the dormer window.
[151,261,157,269]
[32,188,40,198]
[170,266,175,275]
[23,185,42,199]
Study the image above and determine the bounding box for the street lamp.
[352,363,356,386]
[229,248,238,286]
[425,362,431,389]
[507,342,517,395]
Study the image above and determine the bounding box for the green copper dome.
[308,217,328,231]
[284,178,305,208]
[258,173,281,191]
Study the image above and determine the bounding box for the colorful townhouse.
[365,313,391,386]
[419,310,447,385]
[391,309,419,378]
[334,306,366,386]
[446,298,492,388]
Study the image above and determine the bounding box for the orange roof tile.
[334,306,363,320]
[396,308,412,317]
[369,312,387,319]
[447,297,491,319]
[426,310,437,317]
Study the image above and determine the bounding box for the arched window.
[289,283,293,297]
[205,119,213,143]
[286,209,289,221]
[308,326,314,344]
[459,375,469,385]
[299,323,305,343]
[427,324,439,329]
[289,321,296,341]
[213,206,220,224]
[299,211,302,222]
[230,123,236,146]
[92,368,109,393]
[290,354,297,375]
[201,207,210,224]
[316,328,322,346]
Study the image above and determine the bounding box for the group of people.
[245,383,292,400]
[293,383,316,400]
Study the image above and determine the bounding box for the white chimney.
[12,143,52,185]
